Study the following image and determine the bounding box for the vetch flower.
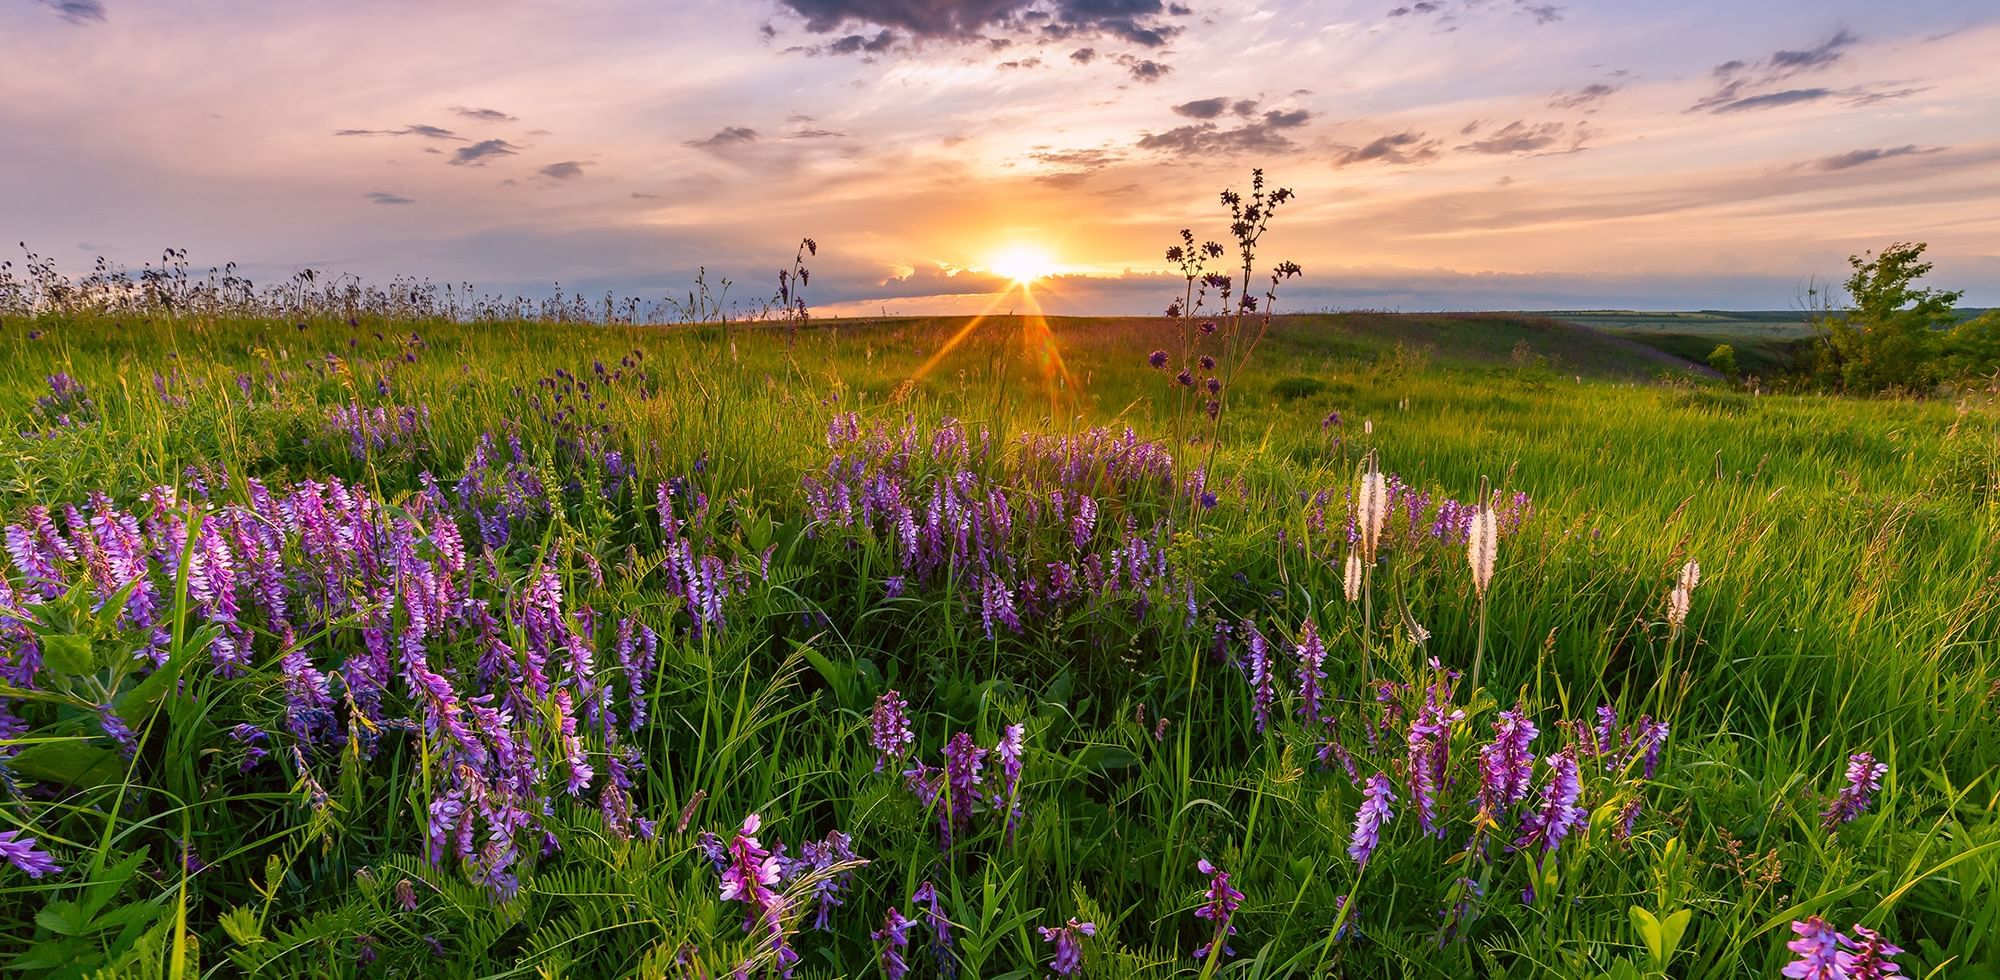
[1516,748,1584,855]
[1822,751,1888,829]
[873,907,914,980]
[1782,916,1846,980]
[1349,772,1395,868]
[869,691,915,773]
[1192,858,1244,960]
[1839,924,1904,979]
[1037,918,1096,976]
[0,830,60,878]
[1295,619,1327,729]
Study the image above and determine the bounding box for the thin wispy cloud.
[365,191,415,205]
[538,161,586,180]
[336,124,464,140]
[36,0,104,24]
[1814,144,1944,170]
[451,106,517,123]
[685,126,760,149]
[449,139,520,165]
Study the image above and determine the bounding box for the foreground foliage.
[0,297,1997,978]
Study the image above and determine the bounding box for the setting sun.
[987,245,1057,285]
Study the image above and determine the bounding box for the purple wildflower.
[1783,916,1846,980]
[1243,622,1275,735]
[942,732,987,843]
[1516,748,1584,855]
[1350,772,1395,868]
[1193,858,1244,960]
[1037,918,1096,976]
[914,880,956,978]
[869,691,915,773]
[0,830,60,878]
[873,907,914,980]
[1839,924,1904,979]
[1295,620,1327,729]
[1823,751,1888,829]
[1476,707,1538,818]
[1148,350,1169,370]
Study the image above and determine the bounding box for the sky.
[3,0,1998,315]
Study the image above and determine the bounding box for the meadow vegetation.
[1,189,1998,978]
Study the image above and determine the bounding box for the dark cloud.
[1069,47,1096,63]
[1549,83,1617,110]
[827,28,897,53]
[1815,144,1943,171]
[998,56,1043,68]
[1116,54,1171,82]
[1458,120,1584,155]
[336,124,465,141]
[1693,31,1863,113]
[789,128,846,138]
[1387,1,1557,25]
[1331,131,1440,168]
[773,0,1186,48]
[631,192,663,200]
[452,106,517,123]
[685,127,760,149]
[1770,29,1857,71]
[538,161,586,180]
[37,1,104,24]
[449,139,521,165]
[1232,99,1260,117]
[1138,108,1312,155]
[1518,3,1560,25]
[365,191,415,205]
[1709,88,1831,113]
[1172,97,1230,120]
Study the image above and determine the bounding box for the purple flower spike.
[870,691,915,773]
[1823,751,1888,829]
[873,907,914,980]
[1037,918,1096,976]
[1782,916,1846,980]
[1349,772,1395,868]
[1839,924,1904,979]
[1193,858,1244,960]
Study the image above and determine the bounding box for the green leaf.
[40,633,95,676]
[217,906,264,947]
[36,900,91,937]
[9,739,127,789]
[1075,744,1141,772]
[1629,906,1664,965]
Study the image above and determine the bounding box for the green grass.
[1,308,1996,978]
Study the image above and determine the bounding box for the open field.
[1,308,1997,978]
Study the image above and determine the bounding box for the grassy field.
[1,307,1996,978]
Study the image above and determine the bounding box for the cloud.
[1115,54,1171,82]
[1331,131,1441,167]
[1549,83,1617,110]
[772,0,1185,48]
[1458,120,1585,155]
[37,1,104,24]
[1172,97,1230,119]
[1814,144,1944,171]
[789,128,846,138]
[449,139,520,165]
[827,28,896,53]
[685,126,760,149]
[336,124,465,140]
[538,161,586,180]
[365,191,415,205]
[451,106,517,123]
[1069,47,1096,64]
[1137,108,1312,154]
[998,56,1042,68]
[1692,30,1863,113]
[1029,146,1123,185]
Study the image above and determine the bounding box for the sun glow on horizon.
[986,244,1058,285]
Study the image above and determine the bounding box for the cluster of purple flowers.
[1192,858,1244,960]
[804,416,1189,639]
[0,455,768,897]
[898,722,1028,847]
[323,401,431,459]
[1783,916,1903,979]
[24,372,96,433]
[697,815,865,977]
[1822,751,1888,829]
[1038,917,1097,976]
